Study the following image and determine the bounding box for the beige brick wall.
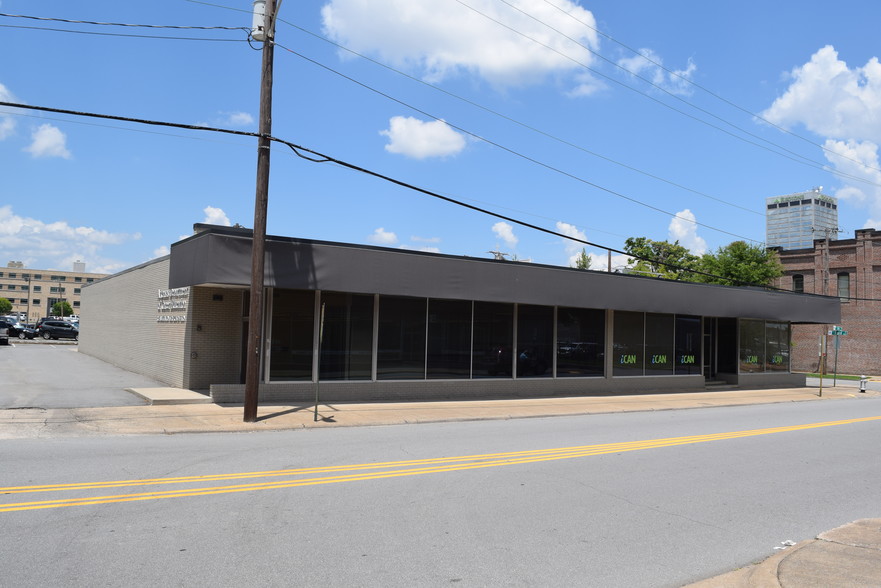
[79,257,189,388]
[185,287,245,389]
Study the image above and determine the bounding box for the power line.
[186,1,881,194]
[0,108,250,146]
[187,0,881,195]
[280,20,761,217]
[0,22,247,42]
[455,0,878,187]
[0,12,247,30]
[273,42,763,244]
[538,0,881,177]
[0,99,827,295]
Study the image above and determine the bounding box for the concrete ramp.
[126,387,213,405]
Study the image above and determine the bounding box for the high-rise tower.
[766,188,839,249]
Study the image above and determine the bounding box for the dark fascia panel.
[169,228,840,324]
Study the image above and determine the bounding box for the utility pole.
[244,0,277,423]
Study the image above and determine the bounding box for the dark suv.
[0,319,36,340]
[37,320,79,341]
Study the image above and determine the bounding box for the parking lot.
[0,343,163,408]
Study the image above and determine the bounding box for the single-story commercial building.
[80,224,840,403]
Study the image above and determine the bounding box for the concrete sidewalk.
[685,518,881,588]
[1,383,876,438]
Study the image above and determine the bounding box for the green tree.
[696,241,783,286]
[0,297,11,314]
[623,237,699,280]
[573,248,592,270]
[52,301,73,317]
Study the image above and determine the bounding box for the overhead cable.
[0,99,842,297]
[455,0,876,187]
[538,0,881,176]
[273,42,762,244]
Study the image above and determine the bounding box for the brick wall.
[185,287,245,389]
[775,229,881,375]
[79,257,189,387]
[80,258,247,390]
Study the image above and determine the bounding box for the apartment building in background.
[766,188,839,250]
[1,260,108,322]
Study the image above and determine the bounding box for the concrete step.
[704,380,739,391]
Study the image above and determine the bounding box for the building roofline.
[168,226,840,324]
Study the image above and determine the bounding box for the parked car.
[0,324,7,346]
[37,320,79,341]
[0,319,36,340]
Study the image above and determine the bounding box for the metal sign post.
[833,333,840,386]
[314,303,326,422]
[828,326,847,387]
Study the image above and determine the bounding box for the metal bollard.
[860,375,868,393]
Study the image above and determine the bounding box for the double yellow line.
[2,415,879,513]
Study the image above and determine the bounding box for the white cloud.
[203,206,231,226]
[0,82,17,140]
[0,205,139,271]
[492,221,518,249]
[221,111,254,127]
[617,49,696,96]
[556,221,589,266]
[24,123,71,159]
[400,244,441,253]
[763,46,881,227]
[367,227,398,245]
[411,235,441,243]
[568,72,606,97]
[398,235,440,253]
[153,245,170,258]
[322,0,599,89]
[823,139,881,228]
[668,209,707,255]
[762,46,881,141]
[380,116,466,159]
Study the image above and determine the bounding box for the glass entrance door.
[702,317,716,379]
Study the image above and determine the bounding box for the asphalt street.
[2,344,881,587]
[3,396,881,587]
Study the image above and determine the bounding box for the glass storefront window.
[377,296,426,380]
[516,305,553,378]
[674,315,701,375]
[319,292,374,381]
[269,289,315,381]
[645,313,674,376]
[739,319,765,373]
[472,302,514,378]
[765,321,790,372]
[427,299,472,379]
[557,307,605,377]
[613,311,644,376]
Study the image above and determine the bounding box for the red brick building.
[773,228,881,375]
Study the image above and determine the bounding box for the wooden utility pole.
[244,0,277,422]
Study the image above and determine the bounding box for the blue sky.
[3,1,881,274]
